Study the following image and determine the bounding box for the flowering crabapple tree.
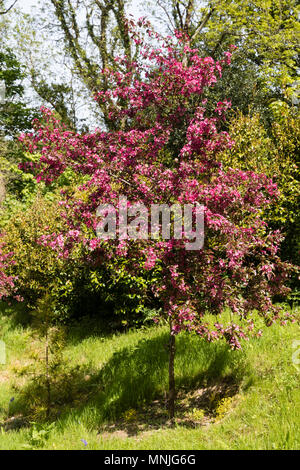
[20,19,294,420]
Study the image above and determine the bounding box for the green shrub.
[2,192,159,325]
[220,108,300,294]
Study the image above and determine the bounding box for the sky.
[16,0,143,16]
[3,0,39,13]
[16,0,35,13]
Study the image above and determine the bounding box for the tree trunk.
[45,330,50,419]
[168,321,176,422]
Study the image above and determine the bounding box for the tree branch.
[0,0,17,15]
[183,0,194,34]
[191,6,214,43]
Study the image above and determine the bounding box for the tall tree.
[45,0,135,129]
[4,1,139,130]
[0,48,37,136]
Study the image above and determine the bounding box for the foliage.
[84,264,161,327]
[1,194,75,313]
[1,190,158,325]
[0,46,40,219]
[24,293,66,419]
[220,108,299,228]
[269,103,300,294]
[0,48,38,136]
[23,422,55,449]
[219,106,300,289]
[201,0,299,92]
[268,102,300,226]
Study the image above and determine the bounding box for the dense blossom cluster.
[19,21,294,349]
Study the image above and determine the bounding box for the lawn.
[0,304,299,450]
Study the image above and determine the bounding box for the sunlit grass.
[0,304,299,450]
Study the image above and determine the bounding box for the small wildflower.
[215,396,233,421]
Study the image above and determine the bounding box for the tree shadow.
[6,331,251,435]
[0,301,31,328]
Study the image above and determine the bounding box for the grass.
[0,304,299,450]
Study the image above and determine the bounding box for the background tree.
[2,1,135,132]
[0,46,41,208]
[150,0,299,116]
[43,0,136,129]
[220,107,299,292]
[0,48,38,136]
[5,9,87,132]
